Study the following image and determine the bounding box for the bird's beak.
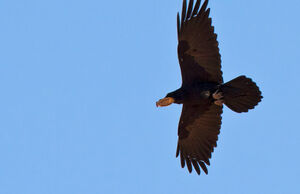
[156,97,175,107]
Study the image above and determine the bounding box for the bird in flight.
[156,0,262,175]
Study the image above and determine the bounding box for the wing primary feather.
[192,160,201,175]
[192,0,201,16]
[206,159,210,166]
[177,12,180,38]
[176,143,180,157]
[186,0,194,19]
[199,161,208,174]
[198,9,210,26]
[180,151,185,168]
[198,0,208,15]
[186,158,193,173]
[181,0,187,27]
[197,146,210,165]
[205,8,211,20]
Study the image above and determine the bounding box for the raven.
[156,0,262,175]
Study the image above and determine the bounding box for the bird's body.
[156,0,262,175]
[167,83,218,105]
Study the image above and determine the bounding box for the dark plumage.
[156,0,263,175]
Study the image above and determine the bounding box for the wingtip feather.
[186,159,193,173]
[177,12,180,38]
[192,0,201,16]
[181,0,187,26]
[199,0,209,15]
[199,161,208,174]
[186,0,194,19]
[192,160,201,175]
[176,143,180,157]
[180,152,185,168]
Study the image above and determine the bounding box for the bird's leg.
[156,97,175,107]
[213,90,224,106]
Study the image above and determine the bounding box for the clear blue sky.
[0,0,299,193]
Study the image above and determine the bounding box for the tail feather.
[221,76,262,113]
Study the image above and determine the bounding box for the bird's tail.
[220,76,263,113]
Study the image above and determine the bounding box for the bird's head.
[156,90,182,107]
[156,97,175,107]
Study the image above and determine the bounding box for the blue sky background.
[0,0,299,193]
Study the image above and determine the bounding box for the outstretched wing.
[176,103,223,175]
[177,0,223,85]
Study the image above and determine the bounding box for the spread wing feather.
[176,103,223,174]
[177,0,223,85]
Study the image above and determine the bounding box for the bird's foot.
[212,90,223,100]
[213,90,224,106]
[214,99,224,106]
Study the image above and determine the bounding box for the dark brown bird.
[156,0,262,175]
